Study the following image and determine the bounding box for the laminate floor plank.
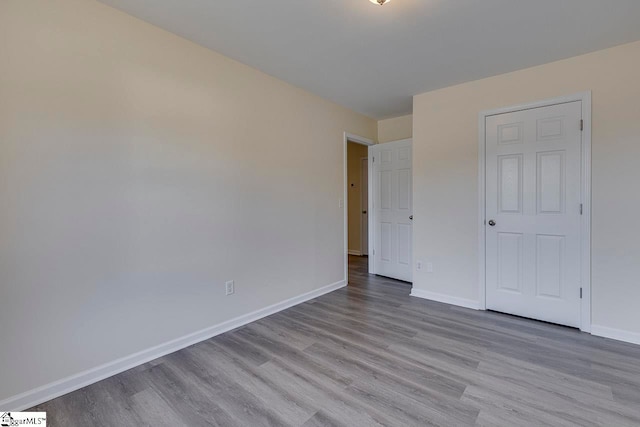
[475,360,640,425]
[256,358,398,427]
[130,388,190,427]
[284,320,474,403]
[301,411,345,427]
[186,342,314,426]
[300,342,479,425]
[248,319,317,351]
[287,302,418,343]
[29,256,640,426]
[301,329,468,399]
[295,300,420,338]
[230,327,355,389]
[139,360,239,427]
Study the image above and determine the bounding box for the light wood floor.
[32,256,640,426]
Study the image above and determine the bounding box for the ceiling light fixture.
[369,0,392,5]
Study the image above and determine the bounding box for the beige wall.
[0,0,376,403]
[413,40,640,336]
[378,114,413,143]
[347,142,369,254]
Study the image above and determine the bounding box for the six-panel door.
[372,139,413,282]
[485,102,582,327]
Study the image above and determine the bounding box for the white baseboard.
[0,279,346,411]
[347,249,362,256]
[410,288,481,310]
[591,324,640,346]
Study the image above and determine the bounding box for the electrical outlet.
[426,262,434,273]
[225,280,235,296]
[416,261,423,271]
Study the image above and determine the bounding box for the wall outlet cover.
[225,280,235,296]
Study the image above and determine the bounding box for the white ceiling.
[98,0,640,119]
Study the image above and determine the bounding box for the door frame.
[343,133,375,283]
[477,92,592,332]
[360,157,369,256]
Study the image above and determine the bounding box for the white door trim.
[477,92,592,332]
[344,133,375,283]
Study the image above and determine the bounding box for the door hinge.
[580,203,583,215]
[580,288,583,299]
[373,249,376,255]
[372,156,375,163]
[580,119,584,131]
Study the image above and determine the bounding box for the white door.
[485,101,582,327]
[371,139,412,282]
[361,158,369,256]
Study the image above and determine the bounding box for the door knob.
[488,220,496,227]
[409,215,413,220]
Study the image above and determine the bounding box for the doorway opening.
[343,133,374,284]
[343,133,414,286]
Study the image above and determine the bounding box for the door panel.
[380,170,392,209]
[497,232,523,293]
[372,139,413,282]
[398,169,411,210]
[536,234,564,298]
[537,151,565,214]
[498,155,523,214]
[380,222,392,262]
[397,223,411,266]
[485,101,582,328]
